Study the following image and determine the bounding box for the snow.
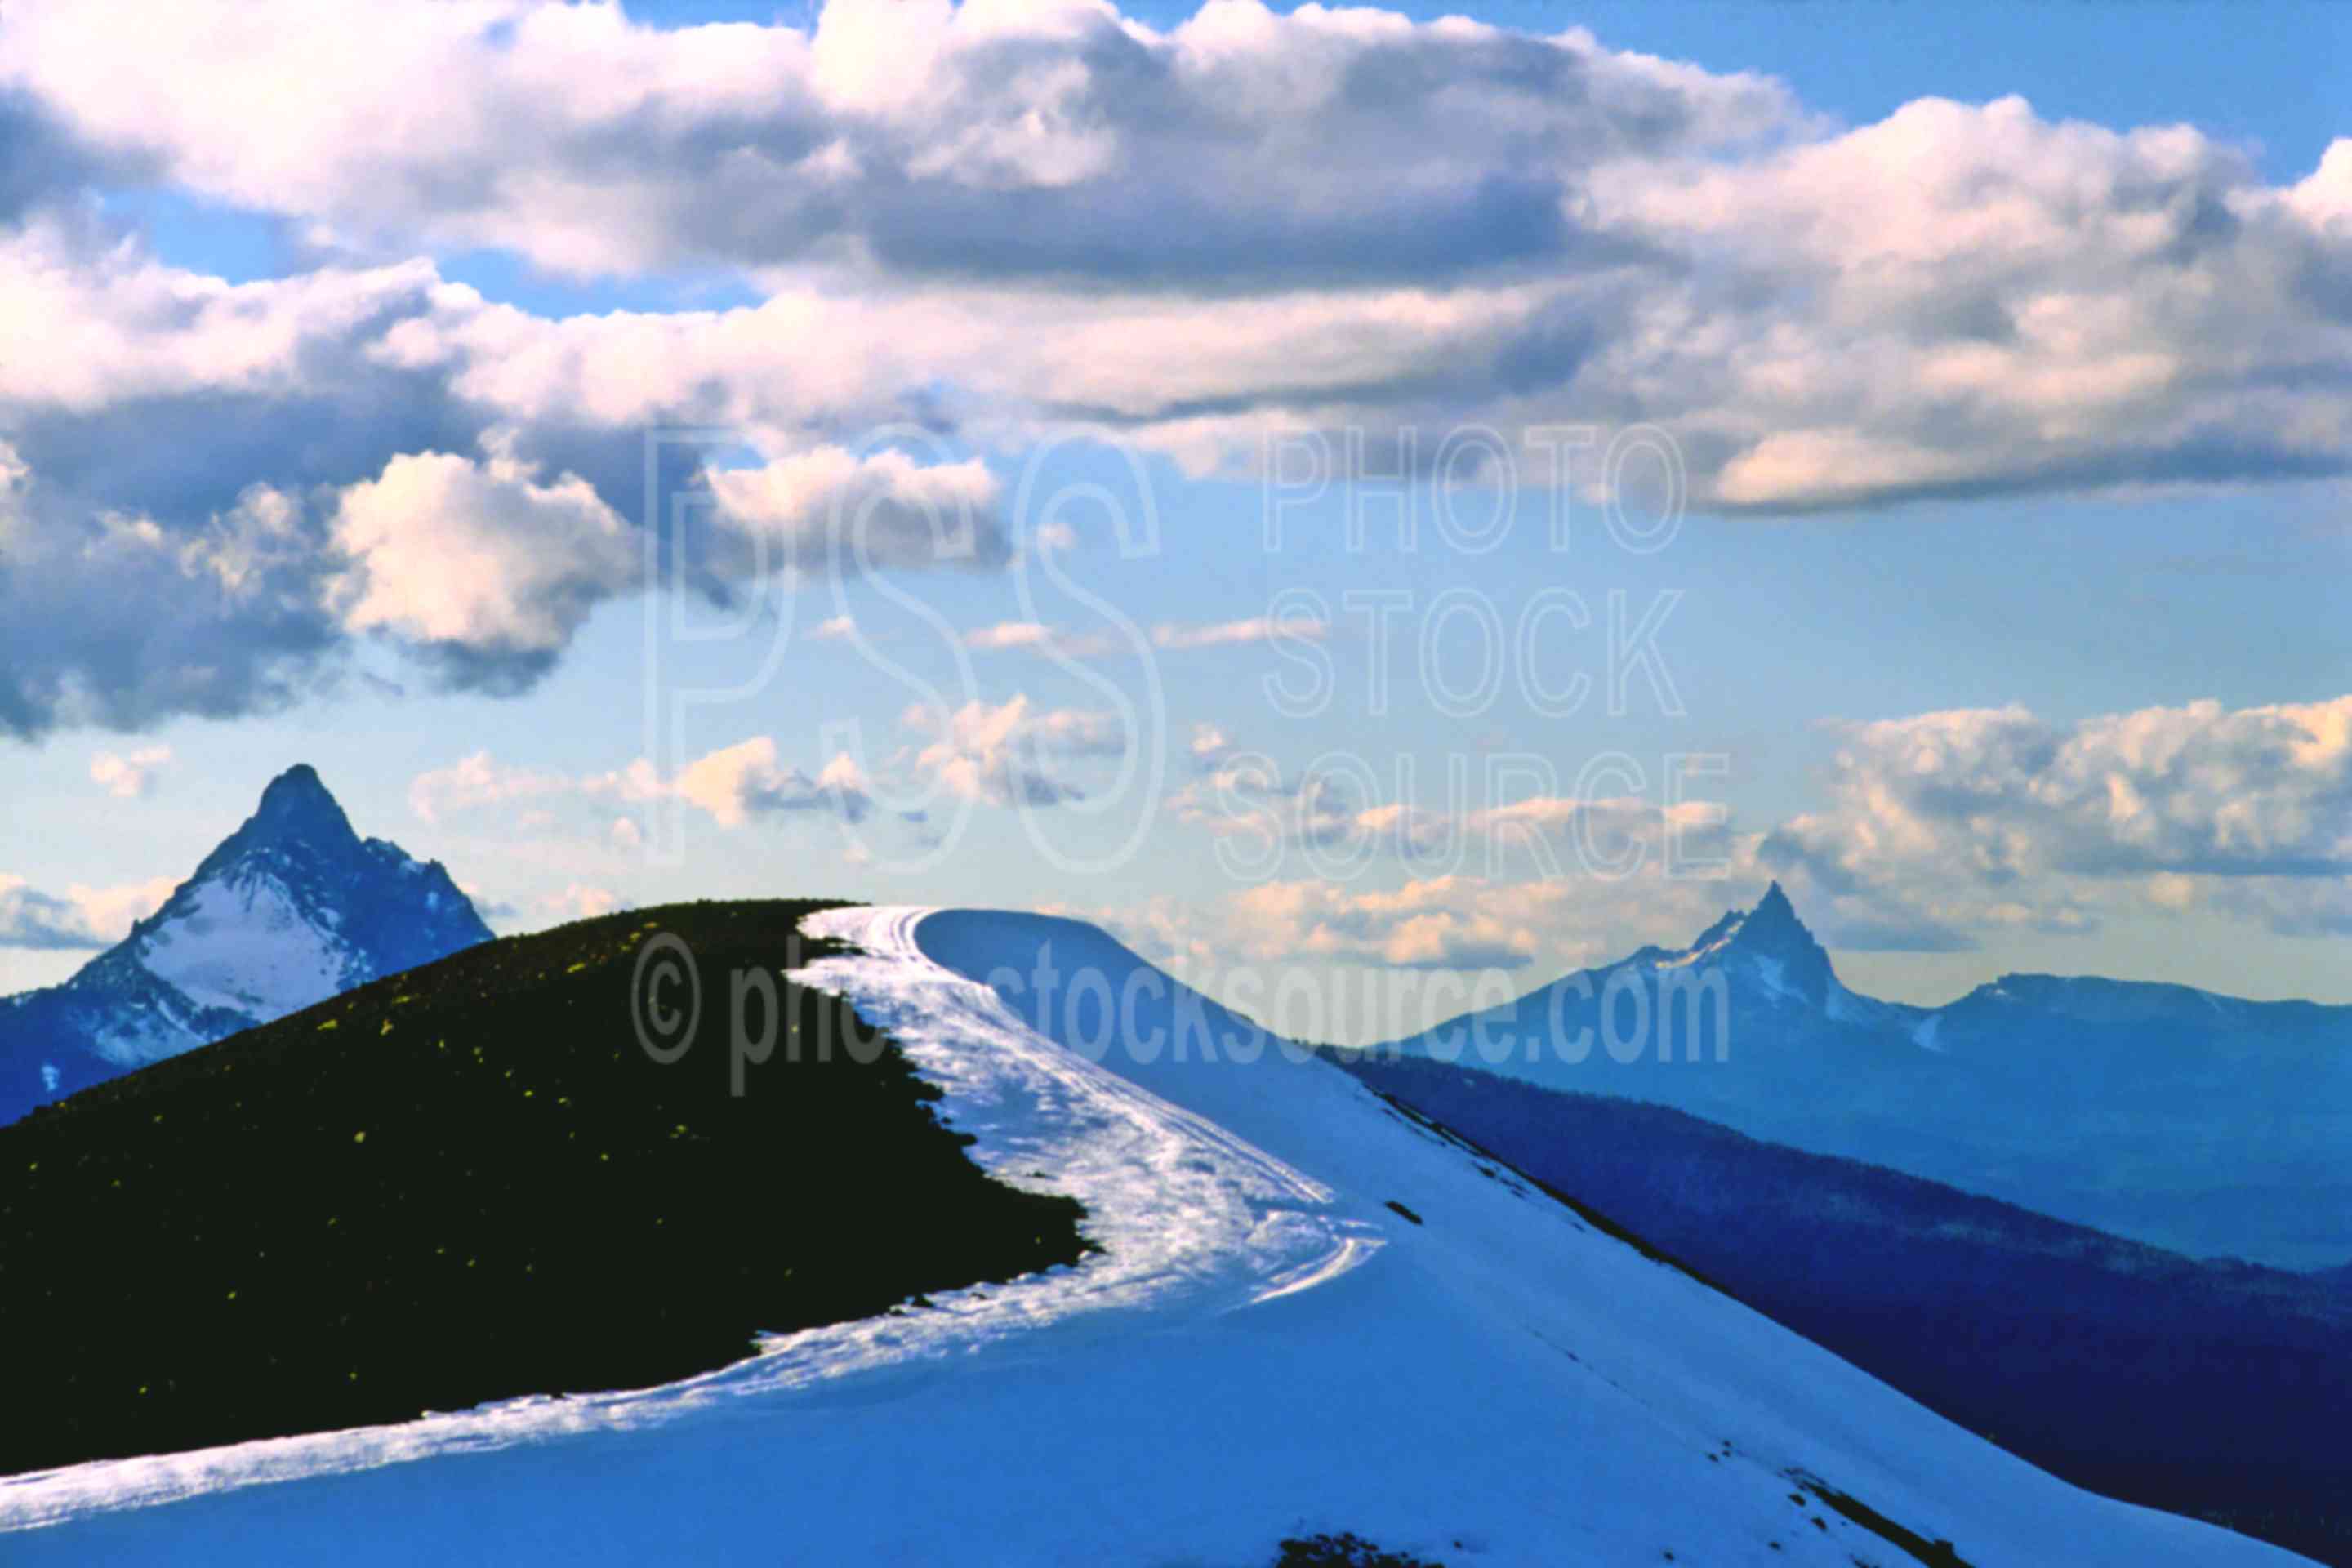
[133,874,350,1021]
[0,906,2314,1566]
[1823,977,1902,1027]
[89,996,206,1070]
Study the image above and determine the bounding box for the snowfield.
[131,873,353,1028]
[0,907,2314,1566]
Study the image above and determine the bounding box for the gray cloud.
[0,219,1013,737]
[2,2,1780,288]
[0,882,109,951]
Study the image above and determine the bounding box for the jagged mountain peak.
[249,762,351,835]
[194,762,365,878]
[1728,880,1829,957]
[2,766,494,1124]
[1744,879,1803,934]
[1670,880,1841,1009]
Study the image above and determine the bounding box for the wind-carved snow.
[792,904,1373,1317]
[0,906,2314,1566]
[135,875,350,1020]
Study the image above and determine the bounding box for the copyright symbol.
[632,932,701,1066]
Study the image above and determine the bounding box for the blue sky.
[2,0,2347,1031]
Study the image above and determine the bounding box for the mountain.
[1389,882,2352,1268]
[1339,1051,2352,1566]
[0,764,493,1125]
[1638,880,1849,1012]
[0,903,2310,1566]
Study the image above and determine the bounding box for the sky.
[0,0,2346,1037]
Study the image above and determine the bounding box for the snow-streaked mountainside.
[1393,883,2352,1268]
[0,765,492,1125]
[1,907,2312,1566]
[1339,1052,2352,1565]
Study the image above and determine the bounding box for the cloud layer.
[1762,695,2352,948]
[0,872,172,952]
[0,0,2345,742]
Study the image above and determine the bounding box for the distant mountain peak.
[255,761,336,814]
[241,762,358,843]
[1673,880,1841,1009]
[1727,880,1828,958]
[1,765,493,1124]
[187,763,371,891]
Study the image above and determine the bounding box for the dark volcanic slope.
[0,901,1089,1477]
[1339,1053,2352,1568]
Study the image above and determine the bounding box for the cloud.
[413,740,875,834]
[673,737,873,826]
[0,877,111,951]
[902,694,1128,807]
[0,415,347,739]
[1150,615,1330,652]
[0,0,1784,285]
[2211,877,2352,938]
[1187,722,1235,768]
[408,750,573,822]
[956,613,1330,661]
[1758,695,2352,947]
[457,883,523,925]
[327,444,639,686]
[0,225,1015,735]
[3,0,2350,745]
[3,1,2340,522]
[703,446,1007,576]
[1169,738,1735,875]
[960,619,1124,659]
[90,744,172,799]
[537,883,625,923]
[962,621,1060,653]
[1045,880,1564,985]
[323,439,1005,694]
[1584,97,2352,510]
[0,872,172,951]
[416,695,1131,850]
[0,88,140,224]
[1251,877,1548,972]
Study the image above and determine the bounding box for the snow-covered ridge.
[795,905,1379,1317]
[0,906,1370,1544]
[0,906,2314,1565]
